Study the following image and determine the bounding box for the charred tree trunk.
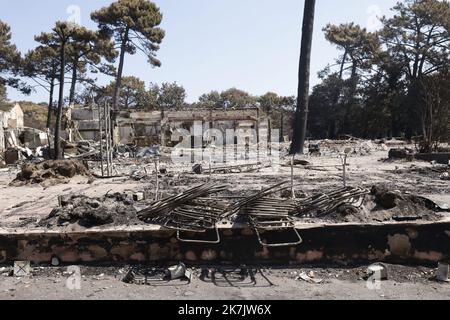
[350,60,358,94]
[46,76,55,130]
[339,50,347,80]
[290,0,316,155]
[113,27,129,112]
[69,57,78,106]
[54,41,66,160]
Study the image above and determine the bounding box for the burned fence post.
[155,156,160,201]
[98,103,104,177]
[291,155,296,199]
[340,148,352,187]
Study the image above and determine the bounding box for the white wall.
[1,104,24,129]
[0,125,4,151]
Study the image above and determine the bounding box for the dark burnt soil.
[9,160,91,187]
[292,186,443,223]
[38,192,149,228]
[306,186,444,224]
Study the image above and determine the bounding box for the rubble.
[371,185,445,216]
[192,164,203,174]
[435,262,449,283]
[285,159,311,166]
[27,175,448,232]
[308,144,321,156]
[41,192,143,228]
[415,153,450,165]
[395,165,449,179]
[366,263,389,280]
[10,160,91,187]
[316,186,445,223]
[137,181,446,244]
[4,148,19,164]
[1,135,449,278]
[388,148,414,160]
[122,263,192,285]
[296,271,324,284]
[136,145,161,158]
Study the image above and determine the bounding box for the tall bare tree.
[290,0,316,155]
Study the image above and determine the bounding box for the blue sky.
[1,0,397,103]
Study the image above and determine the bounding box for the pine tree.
[91,0,165,111]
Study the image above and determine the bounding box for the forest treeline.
[0,0,449,152]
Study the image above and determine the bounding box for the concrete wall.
[0,112,5,151]
[6,104,24,129]
[0,111,5,129]
[79,131,100,142]
[1,221,449,265]
[129,111,162,122]
[71,108,267,146]
[0,105,24,151]
[0,104,24,129]
[71,109,99,121]
[0,109,11,129]
[77,121,100,131]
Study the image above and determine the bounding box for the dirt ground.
[1,141,449,301]
[0,264,448,300]
[1,143,449,231]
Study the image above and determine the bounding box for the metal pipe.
[291,155,295,199]
[107,102,113,176]
[155,158,160,201]
[98,104,104,177]
[104,102,110,177]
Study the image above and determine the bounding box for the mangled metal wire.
[292,187,369,218]
[137,182,229,243]
[246,201,303,248]
[138,182,227,220]
[123,262,192,286]
[225,181,294,217]
[225,181,303,247]
[225,183,370,247]
[137,180,370,247]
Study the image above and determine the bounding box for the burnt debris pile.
[35,181,446,238]
[41,192,141,228]
[370,186,446,222]
[10,160,91,187]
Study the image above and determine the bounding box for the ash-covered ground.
[0,141,449,231]
[0,263,448,300]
